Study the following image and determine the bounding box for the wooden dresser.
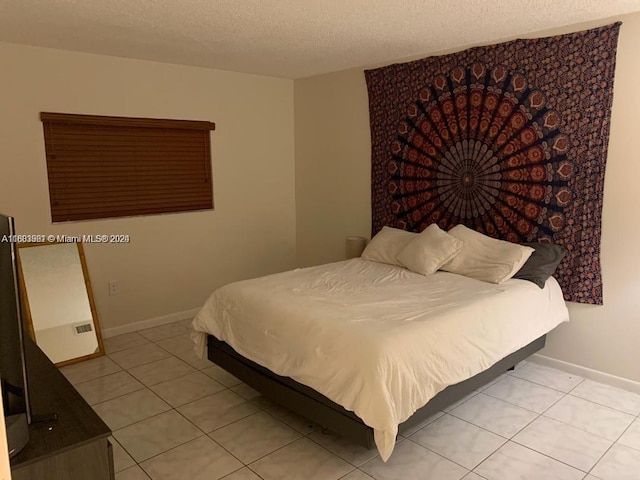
[10,339,113,480]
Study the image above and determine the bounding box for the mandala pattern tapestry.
[365,23,620,304]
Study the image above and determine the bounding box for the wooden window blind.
[40,112,216,222]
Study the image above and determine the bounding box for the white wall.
[295,13,640,382]
[0,43,296,330]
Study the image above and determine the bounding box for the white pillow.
[361,226,416,266]
[396,224,463,275]
[441,225,534,283]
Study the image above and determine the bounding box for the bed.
[192,258,569,461]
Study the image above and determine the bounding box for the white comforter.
[192,259,569,461]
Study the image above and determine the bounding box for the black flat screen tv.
[0,213,31,457]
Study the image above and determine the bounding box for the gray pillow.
[513,242,567,288]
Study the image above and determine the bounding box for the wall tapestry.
[365,23,620,304]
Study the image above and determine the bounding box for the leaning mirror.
[17,242,104,366]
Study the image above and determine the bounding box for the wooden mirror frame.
[17,241,105,367]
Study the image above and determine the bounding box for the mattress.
[192,258,569,461]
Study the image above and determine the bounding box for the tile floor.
[60,320,640,480]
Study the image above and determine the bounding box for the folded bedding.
[192,258,569,461]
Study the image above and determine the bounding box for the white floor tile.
[513,416,612,471]
[264,404,321,434]
[250,395,278,410]
[340,470,375,480]
[544,394,635,441]
[591,443,640,480]
[618,417,640,451]
[250,438,354,480]
[450,393,537,438]
[475,441,584,480]
[483,375,565,413]
[128,356,195,387]
[92,388,171,430]
[140,436,242,480]
[151,371,225,407]
[116,465,151,480]
[476,373,508,392]
[222,468,262,480]
[97,327,640,480]
[154,334,193,355]
[60,355,122,384]
[443,391,479,412]
[113,410,203,462]
[571,380,640,415]
[361,440,468,480]
[138,323,191,342]
[509,362,583,393]
[174,347,215,370]
[411,414,505,469]
[178,390,259,433]
[512,361,527,370]
[105,332,150,354]
[230,383,261,400]
[398,411,444,437]
[209,412,301,464]
[109,343,172,370]
[110,436,136,473]
[308,429,379,466]
[462,473,487,480]
[178,318,194,328]
[76,370,145,405]
[201,366,243,387]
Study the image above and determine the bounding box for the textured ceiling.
[1,0,639,78]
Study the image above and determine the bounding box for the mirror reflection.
[18,242,104,365]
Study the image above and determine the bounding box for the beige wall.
[295,13,640,382]
[0,42,296,330]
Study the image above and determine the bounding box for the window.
[40,112,216,222]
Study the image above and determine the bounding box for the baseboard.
[529,353,640,395]
[102,308,200,338]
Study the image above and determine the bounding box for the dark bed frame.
[207,333,546,448]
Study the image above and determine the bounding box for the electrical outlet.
[108,280,120,296]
